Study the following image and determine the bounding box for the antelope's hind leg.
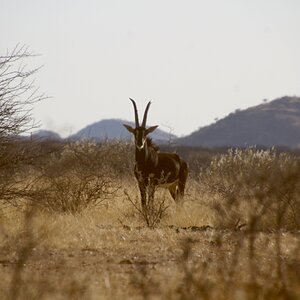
[168,182,183,205]
[168,184,177,201]
[178,161,188,198]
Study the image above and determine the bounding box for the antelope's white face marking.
[136,137,146,150]
[135,127,147,150]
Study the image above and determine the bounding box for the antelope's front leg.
[147,182,155,209]
[138,182,147,210]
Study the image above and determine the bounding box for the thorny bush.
[200,148,300,230]
[37,141,121,213]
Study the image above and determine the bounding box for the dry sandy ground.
[0,185,299,299]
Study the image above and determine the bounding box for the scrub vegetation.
[0,139,300,300]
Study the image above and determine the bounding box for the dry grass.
[0,143,300,299]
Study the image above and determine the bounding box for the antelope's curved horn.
[129,98,139,127]
[142,101,151,128]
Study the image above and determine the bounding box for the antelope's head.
[123,98,158,150]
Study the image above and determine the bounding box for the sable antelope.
[123,98,188,210]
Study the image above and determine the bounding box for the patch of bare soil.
[1,221,299,299]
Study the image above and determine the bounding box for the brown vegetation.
[0,139,300,299]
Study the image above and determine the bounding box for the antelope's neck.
[135,144,148,169]
[135,143,158,172]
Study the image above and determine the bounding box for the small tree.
[0,44,44,139]
[0,45,45,205]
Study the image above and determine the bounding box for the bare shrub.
[124,188,169,228]
[176,237,214,300]
[0,142,46,211]
[37,141,119,213]
[0,45,45,207]
[200,148,300,230]
[0,205,92,299]
[173,233,300,300]
[95,140,134,176]
[7,206,44,300]
[130,265,159,300]
[0,45,44,139]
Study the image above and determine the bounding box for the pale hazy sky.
[1,0,300,137]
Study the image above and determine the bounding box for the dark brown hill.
[177,96,300,148]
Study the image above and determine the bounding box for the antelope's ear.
[145,125,159,135]
[123,124,135,134]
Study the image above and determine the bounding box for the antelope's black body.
[124,99,188,209]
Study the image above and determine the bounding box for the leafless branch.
[0,44,46,140]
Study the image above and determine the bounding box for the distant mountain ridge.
[32,96,300,148]
[31,130,62,141]
[68,119,175,143]
[177,96,300,148]
[34,118,174,143]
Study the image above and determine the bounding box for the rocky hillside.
[177,96,300,148]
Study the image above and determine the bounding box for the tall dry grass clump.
[200,148,300,231]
